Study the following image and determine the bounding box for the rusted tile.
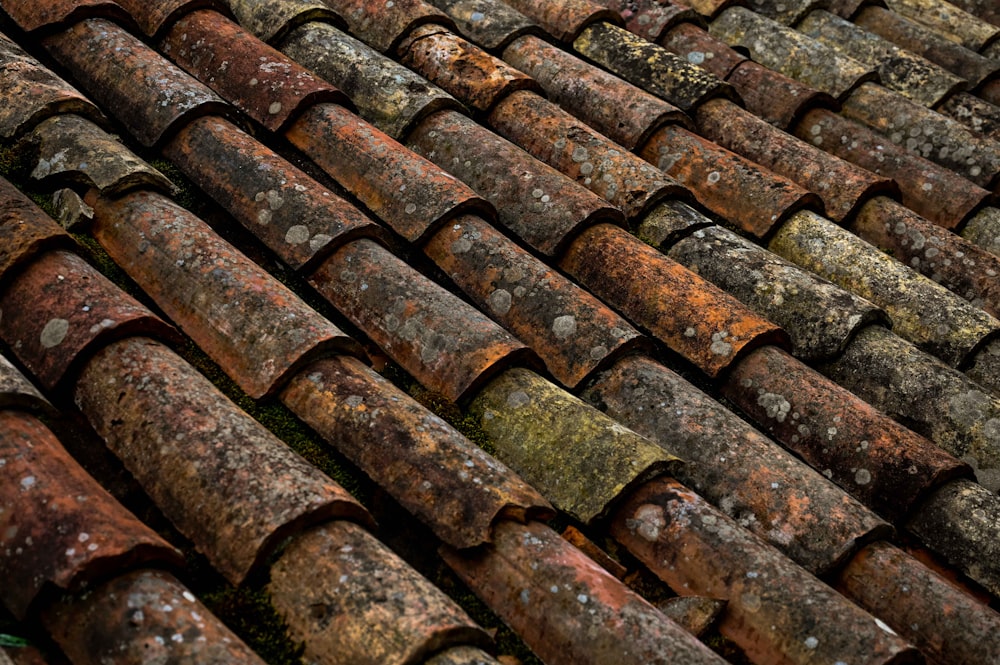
[399,26,539,115]
[281,355,553,549]
[114,0,229,37]
[0,35,105,141]
[640,124,821,239]
[163,116,385,272]
[442,520,729,665]
[659,22,747,80]
[573,21,735,112]
[288,103,493,245]
[488,91,688,220]
[0,177,74,288]
[819,325,1000,492]
[0,410,181,619]
[504,35,691,150]
[161,10,350,132]
[501,0,622,41]
[838,540,1000,665]
[725,60,840,129]
[610,478,921,665]
[840,82,1000,188]
[269,521,489,665]
[669,225,886,360]
[277,22,461,140]
[0,0,129,33]
[855,6,999,86]
[770,210,1000,368]
[469,367,680,523]
[428,0,545,50]
[42,19,231,148]
[0,354,51,415]
[936,91,1000,141]
[799,10,966,109]
[76,336,370,584]
[229,0,343,43]
[320,0,455,53]
[794,107,991,229]
[657,597,726,638]
[584,354,891,573]
[0,250,176,392]
[709,7,877,101]
[906,479,1000,597]
[723,345,971,522]
[89,190,362,399]
[635,198,716,249]
[850,197,1000,319]
[425,647,503,665]
[41,569,267,665]
[423,215,646,387]
[27,115,175,197]
[743,0,828,23]
[406,109,624,257]
[697,99,895,222]
[310,239,532,403]
[885,0,999,51]
[606,0,703,42]
[561,224,789,376]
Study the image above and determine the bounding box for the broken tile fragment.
[75,336,371,584]
[0,177,74,288]
[281,354,554,549]
[0,354,50,415]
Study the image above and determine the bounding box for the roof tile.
[884,0,1000,51]
[41,569,268,665]
[936,90,1000,141]
[725,59,840,128]
[161,9,351,132]
[584,354,892,573]
[743,0,828,24]
[42,18,232,147]
[268,521,489,665]
[948,0,1000,25]
[0,0,130,33]
[425,647,504,665]
[0,410,181,619]
[468,367,680,524]
[606,0,704,42]
[0,177,75,289]
[228,0,344,43]
[114,0,228,37]
[280,355,554,549]
[659,21,748,80]
[0,249,177,391]
[321,0,456,53]
[502,0,623,41]
[90,190,363,398]
[429,0,545,50]
[442,519,728,665]
[0,354,50,415]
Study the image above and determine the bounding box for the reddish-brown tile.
[659,21,747,80]
[573,20,735,111]
[697,99,897,223]
[310,239,533,403]
[399,25,540,114]
[423,215,647,387]
[42,19,231,147]
[469,367,680,524]
[837,540,1000,665]
[640,123,822,239]
[0,177,74,289]
[611,477,921,665]
[442,520,729,665]
[114,0,228,37]
[0,250,176,392]
[560,525,628,580]
[277,22,461,139]
[656,596,726,638]
[0,354,51,415]
[584,354,892,574]
[0,0,129,33]
[28,114,176,197]
[722,345,971,523]
[428,0,544,50]
[287,103,493,244]
[502,0,622,41]
[503,34,691,150]
[90,190,362,398]
[321,0,455,53]
[794,107,991,229]
[42,569,268,665]
[161,9,350,132]
[407,109,624,257]
[489,91,687,219]
[281,355,554,549]
[75,336,371,584]
[0,410,181,619]
[229,0,344,43]
[725,59,841,129]
[163,115,386,272]
[269,521,489,665]
[561,224,789,377]
[606,0,702,42]
[0,35,105,141]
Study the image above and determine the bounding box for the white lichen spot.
[804,636,818,650]
[268,101,282,115]
[285,225,311,245]
[707,171,721,184]
[628,503,665,541]
[40,318,70,349]
[710,331,732,356]
[854,468,872,485]
[404,203,417,214]
[757,393,791,422]
[506,390,531,408]
[552,315,577,339]
[684,327,697,337]
[488,289,513,316]
[577,594,589,604]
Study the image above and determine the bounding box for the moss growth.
[200,584,304,665]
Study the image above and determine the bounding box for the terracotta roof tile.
[0,177,75,289]
[0,354,51,415]
[0,409,181,619]
[0,0,130,34]
[949,0,1000,25]
[113,0,229,37]
[658,21,747,79]
[501,0,622,41]
[743,0,828,24]
[428,0,546,50]
[606,0,704,42]
[228,0,343,43]
[937,90,1000,141]
[884,0,1000,52]
[321,0,455,53]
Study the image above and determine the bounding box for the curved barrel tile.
[321,0,455,53]
[0,177,74,290]
[229,0,344,44]
[429,0,544,49]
